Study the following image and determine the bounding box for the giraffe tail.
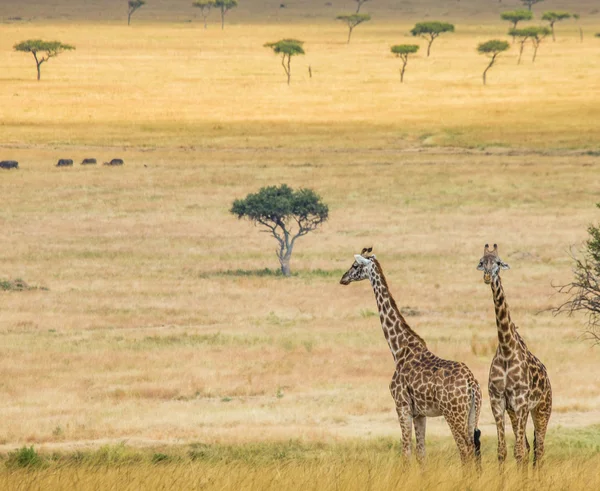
[468,381,482,470]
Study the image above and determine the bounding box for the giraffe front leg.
[396,405,413,461]
[413,416,426,466]
[512,408,529,469]
[490,394,507,466]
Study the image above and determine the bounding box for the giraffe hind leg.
[413,416,426,466]
[508,408,530,461]
[531,401,551,468]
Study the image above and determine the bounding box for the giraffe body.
[478,244,552,468]
[341,249,482,467]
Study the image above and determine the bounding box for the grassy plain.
[0,0,600,488]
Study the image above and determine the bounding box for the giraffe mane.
[372,258,427,348]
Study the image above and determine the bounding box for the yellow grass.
[1,0,600,488]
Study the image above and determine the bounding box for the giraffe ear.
[354,254,370,265]
[500,261,510,270]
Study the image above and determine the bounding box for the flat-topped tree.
[354,0,370,13]
[230,184,328,276]
[410,21,454,57]
[501,10,533,41]
[214,0,237,30]
[193,0,214,29]
[521,0,543,12]
[542,11,571,41]
[127,0,145,25]
[13,39,75,80]
[264,39,305,85]
[390,44,419,83]
[336,14,371,44]
[477,40,509,85]
[510,26,550,63]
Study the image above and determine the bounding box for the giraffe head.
[340,247,376,285]
[477,243,510,284]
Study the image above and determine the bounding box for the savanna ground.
[0,0,599,488]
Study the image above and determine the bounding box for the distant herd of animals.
[0,158,124,169]
[340,245,551,471]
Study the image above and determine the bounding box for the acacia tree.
[390,44,419,83]
[13,39,75,80]
[520,0,543,12]
[264,39,305,85]
[509,28,530,64]
[542,11,571,41]
[477,40,509,85]
[127,0,146,25]
[354,0,370,13]
[193,0,214,29]
[501,10,533,41]
[214,0,237,30]
[553,204,600,345]
[336,14,371,44]
[573,14,583,42]
[410,21,454,57]
[230,184,329,276]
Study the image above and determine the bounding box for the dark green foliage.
[0,278,46,291]
[542,11,572,41]
[214,0,238,30]
[554,203,600,344]
[13,39,75,80]
[390,44,419,83]
[264,39,305,84]
[127,0,146,25]
[230,184,328,276]
[410,21,454,56]
[6,446,44,468]
[477,40,509,85]
[336,13,371,43]
[501,9,533,27]
[152,453,171,464]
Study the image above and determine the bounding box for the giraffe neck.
[368,259,426,362]
[490,275,519,353]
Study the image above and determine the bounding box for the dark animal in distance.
[0,160,19,169]
[103,159,124,166]
[81,158,97,165]
[56,159,73,167]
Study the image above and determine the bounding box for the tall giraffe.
[340,248,482,468]
[477,243,552,468]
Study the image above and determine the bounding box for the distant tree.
[596,33,600,38]
[230,184,329,276]
[553,203,600,345]
[390,44,419,83]
[573,14,583,42]
[477,40,509,85]
[542,11,571,41]
[410,21,454,57]
[501,10,533,41]
[520,0,543,12]
[336,14,371,44]
[264,39,305,85]
[127,0,146,25]
[193,0,215,29]
[509,28,530,64]
[510,26,550,63]
[214,0,238,30]
[13,39,75,80]
[354,0,370,13]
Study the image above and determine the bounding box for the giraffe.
[477,243,552,468]
[340,247,482,468]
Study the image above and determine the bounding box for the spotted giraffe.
[340,248,482,468]
[477,243,552,468]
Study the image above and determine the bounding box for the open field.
[1,0,600,488]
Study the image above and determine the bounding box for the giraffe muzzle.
[483,273,491,284]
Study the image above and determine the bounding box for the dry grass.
[0,0,600,488]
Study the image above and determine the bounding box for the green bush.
[6,446,44,468]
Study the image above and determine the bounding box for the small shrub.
[151,453,170,464]
[6,446,44,468]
